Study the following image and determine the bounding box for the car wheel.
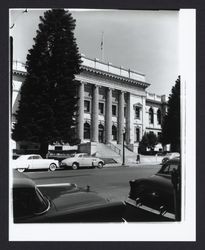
[72,163,78,170]
[97,162,103,169]
[49,163,57,171]
[17,168,26,173]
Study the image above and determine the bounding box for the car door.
[32,155,45,169]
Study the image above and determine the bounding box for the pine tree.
[12,9,82,157]
[161,76,180,152]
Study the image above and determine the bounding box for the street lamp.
[122,129,126,166]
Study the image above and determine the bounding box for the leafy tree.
[161,76,180,152]
[12,9,82,157]
[139,132,158,152]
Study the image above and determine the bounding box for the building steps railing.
[107,142,121,155]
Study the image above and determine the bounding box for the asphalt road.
[25,164,161,202]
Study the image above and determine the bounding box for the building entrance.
[98,124,104,143]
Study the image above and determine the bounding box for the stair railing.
[107,142,121,155]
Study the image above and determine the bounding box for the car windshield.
[13,186,49,218]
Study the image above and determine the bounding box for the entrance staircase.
[95,143,137,164]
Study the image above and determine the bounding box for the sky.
[10,9,179,96]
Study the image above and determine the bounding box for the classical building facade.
[12,55,167,154]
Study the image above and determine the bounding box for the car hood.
[52,191,108,212]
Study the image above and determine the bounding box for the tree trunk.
[39,141,49,158]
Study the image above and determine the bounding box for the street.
[24,164,161,202]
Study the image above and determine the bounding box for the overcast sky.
[10,9,179,96]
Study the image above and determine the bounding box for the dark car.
[12,170,125,223]
[126,157,181,221]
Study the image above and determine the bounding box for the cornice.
[80,65,150,89]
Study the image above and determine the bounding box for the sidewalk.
[104,162,160,168]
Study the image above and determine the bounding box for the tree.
[161,76,180,152]
[139,132,158,152]
[12,9,82,157]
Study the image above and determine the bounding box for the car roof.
[165,157,180,164]
[13,170,36,189]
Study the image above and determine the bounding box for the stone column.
[117,90,124,144]
[105,88,112,144]
[77,82,84,142]
[126,92,131,144]
[91,85,99,142]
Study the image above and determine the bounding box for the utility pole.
[122,131,126,166]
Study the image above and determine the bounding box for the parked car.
[126,157,181,221]
[61,153,104,170]
[12,154,59,172]
[161,152,180,164]
[12,170,125,223]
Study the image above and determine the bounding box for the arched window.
[112,125,117,141]
[157,109,161,124]
[149,107,154,124]
[84,122,90,139]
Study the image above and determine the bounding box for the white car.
[61,153,104,170]
[161,152,180,164]
[13,154,59,172]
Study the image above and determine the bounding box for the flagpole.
[101,31,104,61]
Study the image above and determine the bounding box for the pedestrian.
[136,154,140,164]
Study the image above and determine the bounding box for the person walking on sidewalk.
[136,154,140,164]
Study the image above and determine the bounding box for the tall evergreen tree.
[161,76,180,152]
[12,9,82,157]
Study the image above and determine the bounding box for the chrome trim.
[126,198,175,220]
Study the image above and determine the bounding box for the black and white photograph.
[9,8,195,241]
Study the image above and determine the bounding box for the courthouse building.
[12,55,167,155]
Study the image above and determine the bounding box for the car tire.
[97,162,103,169]
[72,163,78,170]
[17,168,26,173]
[49,163,57,171]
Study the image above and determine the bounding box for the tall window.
[157,109,161,124]
[99,103,104,115]
[112,125,117,141]
[135,107,140,119]
[84,122,90,139]
[149,107,154,124]
[135,127,140,142]
[112,105,117,116]
[84,100,90,113]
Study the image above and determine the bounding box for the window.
[135,128,140,142]
[99,103,104,115]
[149,107,154,124]
[84,122,90,139]
[33,155,42,160]
[112,125,117,141]
[124,107,126,117]
[157,109,161,124]
[135,107,140,119]
[84,100,90,113]
[112,105,117,116]
[159,164,179,175]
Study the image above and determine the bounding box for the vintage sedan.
[61,153,104,170]
[161,152,180,164]
[13,154,59,172]
[12,170,125,223]
[126,157,181,221]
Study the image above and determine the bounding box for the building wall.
[11,56,167,152]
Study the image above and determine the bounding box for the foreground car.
[126,158,181,221]
[161,152,180,164]
[61,153,104,170]
[12,170,125,223]
[13,154,59,172]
